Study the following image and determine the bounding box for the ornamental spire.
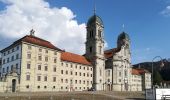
[94,0,96,15]
[30,29,35,36]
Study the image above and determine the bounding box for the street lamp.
[151,56,164,89]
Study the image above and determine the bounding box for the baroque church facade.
[0,13,151,92]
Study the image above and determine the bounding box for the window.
[3,52,6,56]
[11,56,14,61]
[28,45,32,50]
[37,86,40,89]
[53,77,56,82]
[12,48,14,52]
[125,70,127,77]
[7,58,9,63]
[87,81,89,85]
[39,48,42,52]
[61,70,63,74]
[79,80,81,84]
[90,30,93,38]
[119,79,121,82]
[26,75,30,81]
[99,46,102,54]
[44,76,47,81]
[16,63,18,69]
[44,65,48,71]
[100,79,102,83]
[79,72,81,76]
[119,72,121,77]
[65,79,68,83]
[16,54,19,59]
[26,85,29,89]
[53,67,56,72]
[3,68,5,73]
[61,79,63,83]
[37,76,41,81]
[75,72,77,76]
[108,70,110,76]
[70,71,73,75]
[45,50,48,53]
[54,51,57,55]
[17,46,19,50]
[3,59,5,64]
[11,65,13,71]
[45,56,48,62]
[53,86,55,89]
[83,67,85,70]
[38,65,41,70]
[7,67,9,72]
[100,69,102,76]
[90,46,92,53]
[87,73,89,77]
[75,80,77,84]
[44,86,47,89]
[38,55,42,61]
[27,63,31,69]
[66,70,68,75]
[27,53,31,59]
[98,30,102,37]
[79,66,81,69]
[8,50,10,54]
[54,58,57,63]
[83,73,85,76]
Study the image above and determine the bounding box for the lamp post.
[151,56,164,89]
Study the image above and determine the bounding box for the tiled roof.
[132,68,150,75]
[61,52,92,66]
[1,35,62,52]
[104,48,121,59]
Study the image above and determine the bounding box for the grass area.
[0,91,144,100]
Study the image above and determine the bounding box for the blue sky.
[0,0,170,64]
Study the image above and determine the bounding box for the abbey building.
[0,13,151,92]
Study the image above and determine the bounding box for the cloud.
[161,6,170,17]
[0,0,86,54]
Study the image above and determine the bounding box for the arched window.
[98,30,102,37]
[100,69,102,76]
[90,46,92,53]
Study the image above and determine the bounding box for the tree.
[153,70,163,85]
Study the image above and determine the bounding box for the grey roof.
[87,14,103,26]
[117,31,130,41]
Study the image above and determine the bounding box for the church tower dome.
[117,31,130,48]
[87,14,104,27]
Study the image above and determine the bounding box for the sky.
[0,0,170,64]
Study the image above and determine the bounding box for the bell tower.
[85,13,105,90]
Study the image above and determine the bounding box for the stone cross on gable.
[30,29,35,36]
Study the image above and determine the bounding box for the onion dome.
[87,14,103,26]
[117,31,130,41]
